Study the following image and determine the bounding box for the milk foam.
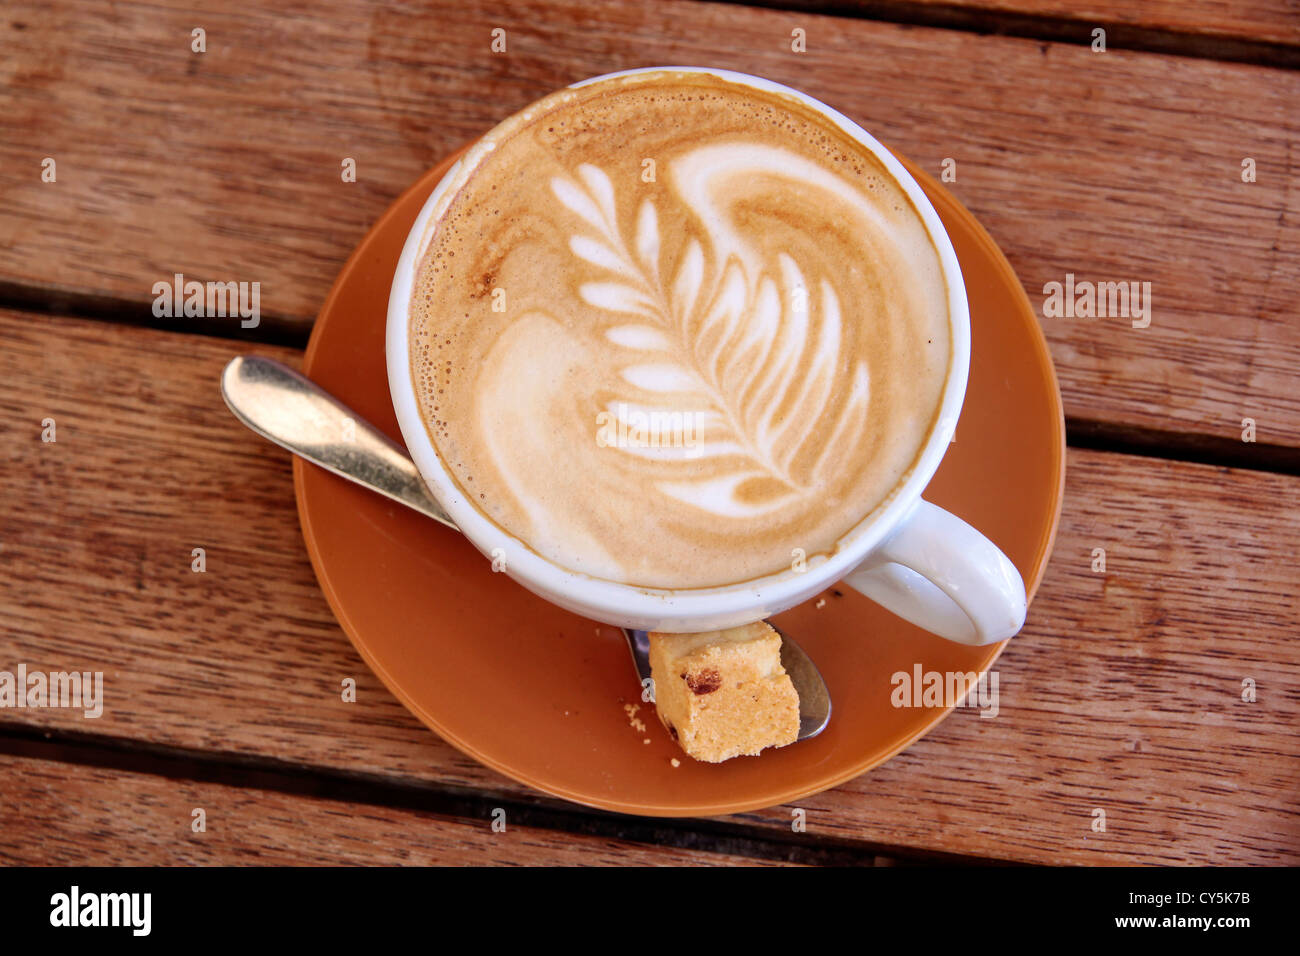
[409,71,951,589]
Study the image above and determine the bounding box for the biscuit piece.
[648,622,800,763]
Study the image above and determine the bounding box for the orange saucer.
[295,146,1065,817]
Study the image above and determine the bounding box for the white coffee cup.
[387,66,1027,646]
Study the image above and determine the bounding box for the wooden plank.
[0,0,1297,447]
[2,310,1296,864]
[743,459,1300,864]
[785,0,1300,50]
[0,755,786,865]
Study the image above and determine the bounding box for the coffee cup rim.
[386,66,970,631]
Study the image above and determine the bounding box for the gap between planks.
[0,723,1004,867]
[727,0,1300,69]
[1,294,1292,477]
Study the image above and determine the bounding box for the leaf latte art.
[409,72,952,589]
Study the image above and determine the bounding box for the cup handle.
[841,499,1027,646]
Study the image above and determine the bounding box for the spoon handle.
[220,355,458,531]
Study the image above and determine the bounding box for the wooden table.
[1,0,1296,866]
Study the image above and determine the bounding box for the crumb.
[671,758,681,768]
[623,701,647,734]
[643,738,651,745]
[815,598,826,609]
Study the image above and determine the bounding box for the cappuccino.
[408,70,951,589]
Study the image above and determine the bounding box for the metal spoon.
[220,355,831,741]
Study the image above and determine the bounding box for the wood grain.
[0,0,1297,448]
[781,0,1300,49]
[1,310,1296,864]
[0,755,787,865]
